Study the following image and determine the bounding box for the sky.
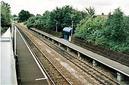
[1,0,129,15]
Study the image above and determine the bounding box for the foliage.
[75,8,129,53]
[104,8,126,42]
[26,5,86,32]
[102,8,129,53]
[26,11,52,30]
[25,6,129,53]
[75,16,106,44]
[26,16,39,28]
[18,10,33,22]
[85,7,95,17]
[1,1,11,27]
[12,14,18,21]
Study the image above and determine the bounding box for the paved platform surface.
[16,28,49,85]
[1,28,17,85]
[31,28,129,77]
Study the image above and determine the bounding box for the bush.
[75,16,106,44]
[74,8,129,54]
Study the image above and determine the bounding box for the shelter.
[63,27,73,41]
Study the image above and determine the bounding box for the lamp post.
[72,20,73,29]
[56,22,58,32]
[56,21,58,32]
[71,14,74,29]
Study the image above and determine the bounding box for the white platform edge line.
[15,26,17,55]
[35,77,47,81]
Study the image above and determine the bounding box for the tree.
[48,6,86,31]
[123,16,129,38]
[104,8,126,42]
[75,8,129,53]
[75,16,106,44]
[36,14,41,16]
[18,10,33,22]
[12,14,18,21]
[26,5,86,32]
[85,7,95,17]
[1,1,11,27]
[101,13,104,15]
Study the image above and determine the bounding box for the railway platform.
[1,28,17,85]
[16,27,49,85]
[31,28,129,82]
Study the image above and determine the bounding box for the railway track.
[18,28,72,85]
[16,24,119,85]
[30,29,120,85]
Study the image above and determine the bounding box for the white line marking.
[35,77,47,81]
[17,28,48,79]
[14,26,17,55]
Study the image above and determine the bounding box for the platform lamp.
[55,20,58,32]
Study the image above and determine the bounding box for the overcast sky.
[2,0,129,15]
